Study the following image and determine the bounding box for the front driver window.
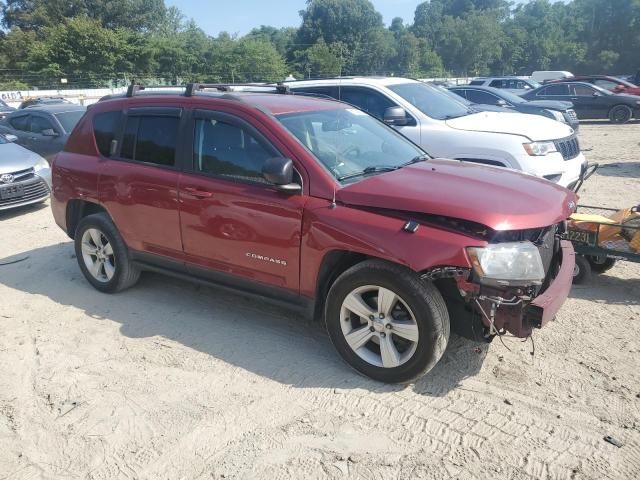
[30,116,54,134]
[193,118,274,183]
[340,87,395,120]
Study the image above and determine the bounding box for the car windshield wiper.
[400,155,429,167]
[337,165,399,181]
[337,156,430,181]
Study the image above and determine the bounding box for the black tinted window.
[489,80,505,88]
[469,80,484,85]
[9,115,29,131]
[540,84,569,96]
[571,84,596,96]
[93,111,121,157]
[120,116,178,166]
[340,87,395,120]
[466,90,501,105]
[30,115,54,134]
[193,118,273,182]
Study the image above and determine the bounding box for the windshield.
[388,82,471,120]
[55,110,84,133]
[528,80,542,89]
[278,108,427,182]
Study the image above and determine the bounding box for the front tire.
[325,260,450,383]
[74,213,140,293]
[609,105,633,124]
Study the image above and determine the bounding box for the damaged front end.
[426,223,576,339]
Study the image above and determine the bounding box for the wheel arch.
[66,199,109,239]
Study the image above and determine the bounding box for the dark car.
[0,99,16,119]
[18,96,73,110]
[0,104,86,161]
[548,75,640,96]
[50,83,576,383]
[521,82,640,123]
[449,85,579,130]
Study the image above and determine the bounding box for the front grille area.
[554,135,580,161]
[3,167,35,182]
[566,109,578,122]
[0,177,50,209]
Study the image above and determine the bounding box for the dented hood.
[336,159,577,231]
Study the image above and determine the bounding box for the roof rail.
[185,83,290,96]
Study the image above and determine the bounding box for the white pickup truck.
[286,77,587,189]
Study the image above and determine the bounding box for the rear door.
[98,107,184,259]
[178,108,305,293]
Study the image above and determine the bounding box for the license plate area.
[568,229,597,246]
[0,183,24,200]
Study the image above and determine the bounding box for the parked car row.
[467,72,640,124]
[285,77,586,188]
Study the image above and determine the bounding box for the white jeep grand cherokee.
[286,77,587,189]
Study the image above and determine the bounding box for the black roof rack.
[185,83,290,96]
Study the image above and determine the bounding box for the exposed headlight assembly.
[523,141,557,156]
[467,241,545,286]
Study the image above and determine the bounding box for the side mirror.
[496,99,508,107]
[383,106,410,126]
[4,134,17,143]
[42,128,58,136]
[592,92,602,97]
[262,157,302,193]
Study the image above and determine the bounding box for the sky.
[165,0,425,37]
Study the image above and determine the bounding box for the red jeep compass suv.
[51,84,576,383]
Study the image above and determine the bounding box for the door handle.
[183,187,213,199]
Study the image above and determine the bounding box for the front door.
[178,109,304,293]
[27,114,61,160]
[569,84,609,119]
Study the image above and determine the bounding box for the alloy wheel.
[81,228,115,283]
[340,285,419,368]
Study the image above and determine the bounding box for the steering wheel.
[341,145,361,159]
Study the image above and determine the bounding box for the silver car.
[0,133,51,211]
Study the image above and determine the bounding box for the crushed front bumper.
[461,240,575,338]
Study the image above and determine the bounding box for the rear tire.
[609,105,633,124]
[74,213,140,293]
[324,260,450,383]
[573,255,591,284]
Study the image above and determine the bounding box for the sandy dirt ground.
[0,122,639,480]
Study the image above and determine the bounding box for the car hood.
[445,111,574,141]
[336,159,577,231]
[522,100,574,110]
[0,143,45,173]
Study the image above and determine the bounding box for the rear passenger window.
[10,115,29,131]
[93,111,121,157]
[120,116,178,166]
[193,118,274,182]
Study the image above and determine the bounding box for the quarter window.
[193,118,274,182]
[120,116,178,166]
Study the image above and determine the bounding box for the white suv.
[286,77,587,188]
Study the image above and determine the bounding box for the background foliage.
[0,0,638,89]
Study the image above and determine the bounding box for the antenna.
[329,189,337,209]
